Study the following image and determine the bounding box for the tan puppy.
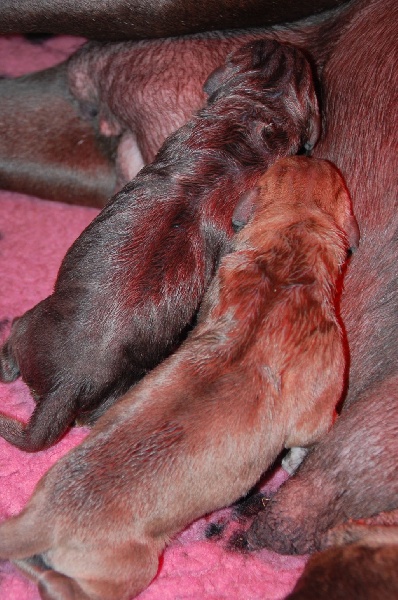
[0,156,359,600]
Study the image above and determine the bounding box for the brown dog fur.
[231,0,398,558]
[286,544,398,600]
[0,0,348,40]
[286,511,398,599]
[0,156,357,599]
[0,39,320,452]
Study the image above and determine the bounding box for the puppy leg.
[0,389,78,451]
[15,543,159,600]
[14,557,92,600]
[0,496,158,599]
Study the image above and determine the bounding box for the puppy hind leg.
[13,557,90,600]
[0,505,51,561]
[0,390,78,451]
[53,540,161,600]
[38,570,92,600]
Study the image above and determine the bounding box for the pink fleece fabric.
[0,35,307,599]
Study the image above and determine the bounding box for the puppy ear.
[232,187,260,232]
[346,214,360,253]
[203,65,227,97]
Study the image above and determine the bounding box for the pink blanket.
[0,34,307,599]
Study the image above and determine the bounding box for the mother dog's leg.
[0,62,117,207]
[0,2,347,205]
[0,0,349,40]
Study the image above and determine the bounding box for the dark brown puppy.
[0,156,357,600]
[0,39,320,451]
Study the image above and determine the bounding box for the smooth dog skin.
[0,0,348,40]
[0,63,118,207]
[0,39,320,452]
[0,156,358,600]
[286,511,398,599]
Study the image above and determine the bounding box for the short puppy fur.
[0,39,320,451]
[0,156,358,599]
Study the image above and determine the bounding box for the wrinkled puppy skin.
[0,39,320,452]
[0,156,356,600]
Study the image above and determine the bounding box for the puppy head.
[204,39,320,153]
[275,157,360,252]
[233,157,359,252]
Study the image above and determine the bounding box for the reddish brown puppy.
[0,39,320,452]
[238,0,398,560]
[0,156,358,599]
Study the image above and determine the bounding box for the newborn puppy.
[0,39,320,451]
[0,156,358,600]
